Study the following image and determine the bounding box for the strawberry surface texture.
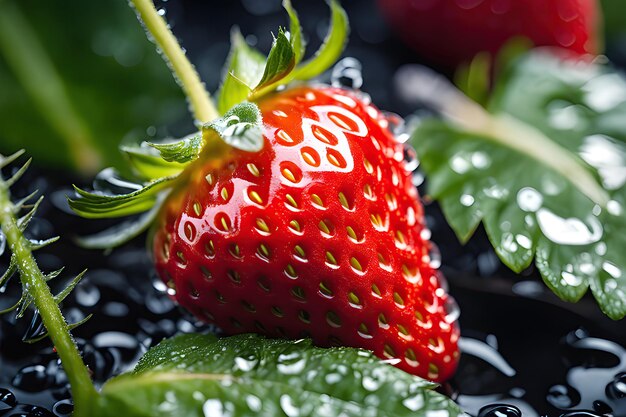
[152,86,460,382]
[379,0,601,68]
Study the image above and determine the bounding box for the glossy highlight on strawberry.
[152,86,460,381]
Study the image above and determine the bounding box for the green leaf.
[412,50,626,319]
[120,143,188,180]
[251,28,296,96]
[148,132,203,164]
[217,28,266,115]
[291,0,349,81]
[204,102,264,152]
[283,0,304,64]
[95,333,463,417]
[68,175,176,219]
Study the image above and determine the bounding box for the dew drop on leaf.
[516,187,543,212]
[279,394,300,417]
[537,209,603,245]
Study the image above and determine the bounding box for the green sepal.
[283,0,304,64]
[217,28,266,115]
[120,143,188,180]
[68,175,177,219]
[203,102,264,152]
[75,196,164,249]
[250,27,296,97]
[291,0,349,81]
[148,132,203,164]
[217,1,348,109]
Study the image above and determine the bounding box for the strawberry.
[378,0,602,69]
[152,85,460,381]
[69,0,460,382]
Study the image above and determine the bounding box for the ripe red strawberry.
[70,0,460,382]
[151,85,459,381]
[378,0,601,69]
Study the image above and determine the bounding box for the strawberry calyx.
[68,0,349,248]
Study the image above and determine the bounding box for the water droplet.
[74,283,100,307]
[12,365,51,392]
[547,384,577,408]
[516,187,543,212]
[607,373,626,399]
[362,375,382,391]
[403,145,419,172]
[444,296,460,323]
[0,388,17,409]
[471,151,490,169]
[547,101,587,130]
[202,399,227,417]
[607,200,623,216]
[428,243,442,269]
[478,404,522,417]
[603,261,622,279]
[234,355,258,372]
[582,73,626,112]
[52,399,74,416]
[579,135,626,190]
[280,394,300,417]
[245,395,262,412]
[537,209,603,245]
[450,153,470,174]
[512,280,545,298]
[460,194,475,207]
[0,231,6,257]
[403,393,425,411]
[331,57,363,90]
[459,337,517,377]
[277,352,306,375]
[412,171,425,187]
[324,373,341,384]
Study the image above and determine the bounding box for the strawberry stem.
[0,1,103,174]
[0,174,97,415]
[129,0,219,124]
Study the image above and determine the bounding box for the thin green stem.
[0,177,97,415]
[0,0,102,174]
[129,0,219,124]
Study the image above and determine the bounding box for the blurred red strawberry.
[378,0,602,69]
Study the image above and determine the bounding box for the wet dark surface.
[1,0,626,416]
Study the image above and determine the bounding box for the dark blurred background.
[2,0,624,175]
